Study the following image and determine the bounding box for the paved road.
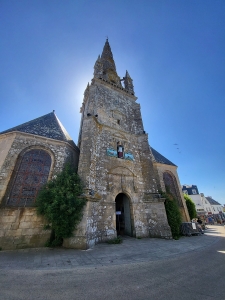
[0,225,224,299]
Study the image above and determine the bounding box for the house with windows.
[182,184,199,195]
[205,196,224,216]
[182,185,224,221]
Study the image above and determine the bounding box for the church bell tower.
[66,40,172,249]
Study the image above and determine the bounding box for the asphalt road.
[0,225,224,300]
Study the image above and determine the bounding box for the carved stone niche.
[111,110,125,121]
[107,166,137,192]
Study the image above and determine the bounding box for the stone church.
[0,40,189,250]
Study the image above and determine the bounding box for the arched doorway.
[115,193,132,236]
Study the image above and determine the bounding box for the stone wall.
[0,207,51,250]
[65,78,172,249]
[0,131,79,204]
[153,162,190,222]
[0,131,79,250]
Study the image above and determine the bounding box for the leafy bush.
[107,236,123,244]
[184,194,197,219]
[36,164,86,247]
[161,191,182,239]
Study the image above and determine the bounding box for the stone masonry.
[64,40,172,249]
[0,116,79,250]
[0,40,187,251]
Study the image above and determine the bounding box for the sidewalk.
[0,225,224,271]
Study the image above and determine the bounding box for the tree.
[35,164,86,246]
[161,191,182,239]
[184,194,197,220]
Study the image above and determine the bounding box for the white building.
[182,185,224,222]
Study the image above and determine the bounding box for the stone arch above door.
[108,166,135,176]
[108,166,137,193]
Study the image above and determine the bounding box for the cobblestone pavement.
[0,225,224,271]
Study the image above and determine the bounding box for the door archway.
[115,193,132,236]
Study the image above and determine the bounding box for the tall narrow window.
[163,172,182,207]
[6,149,51,207]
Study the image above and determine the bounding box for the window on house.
[6,149,51,207]
[192,189,197,194]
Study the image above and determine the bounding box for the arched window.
[6,149,51,207]
[163,171,182,207]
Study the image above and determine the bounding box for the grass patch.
[107,236,122,244]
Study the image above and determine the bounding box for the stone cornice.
[0,131,79,153]
[91,115,147,141]
[143,193,166,203]
[153,161,178,170]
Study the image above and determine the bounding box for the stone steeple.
[101,39,117,74]
[94,55,103,78]
[123,70,135,95]
[94,39,122,87]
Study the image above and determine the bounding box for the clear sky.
[0,1,224,204]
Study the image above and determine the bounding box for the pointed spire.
[125,70,131,78]
[94,55,103,78]
[124,70,135,95]
[94,39,122,87]
[101,39,117,73]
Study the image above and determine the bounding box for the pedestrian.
[197,217,204,234]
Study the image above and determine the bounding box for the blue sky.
[0,1,224,204]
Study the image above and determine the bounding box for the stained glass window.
[6,149,51,207]
[163,172,182,207]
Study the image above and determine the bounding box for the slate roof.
[0,112,76,147]
[150,147,177,167]
[205,197,221,206]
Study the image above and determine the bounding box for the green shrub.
[107,236,123,244]
[184,194,197,219]
[161,191,182,239]
[35,164,86,247]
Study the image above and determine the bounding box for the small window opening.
[117,119,120,125]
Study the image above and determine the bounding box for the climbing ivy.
[161,190,182,239]
[184,193,197,220]
[36,164,86,247]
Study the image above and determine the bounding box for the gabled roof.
[0,112,76,147]
[205,197,221,206]
[150,147,177,167]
